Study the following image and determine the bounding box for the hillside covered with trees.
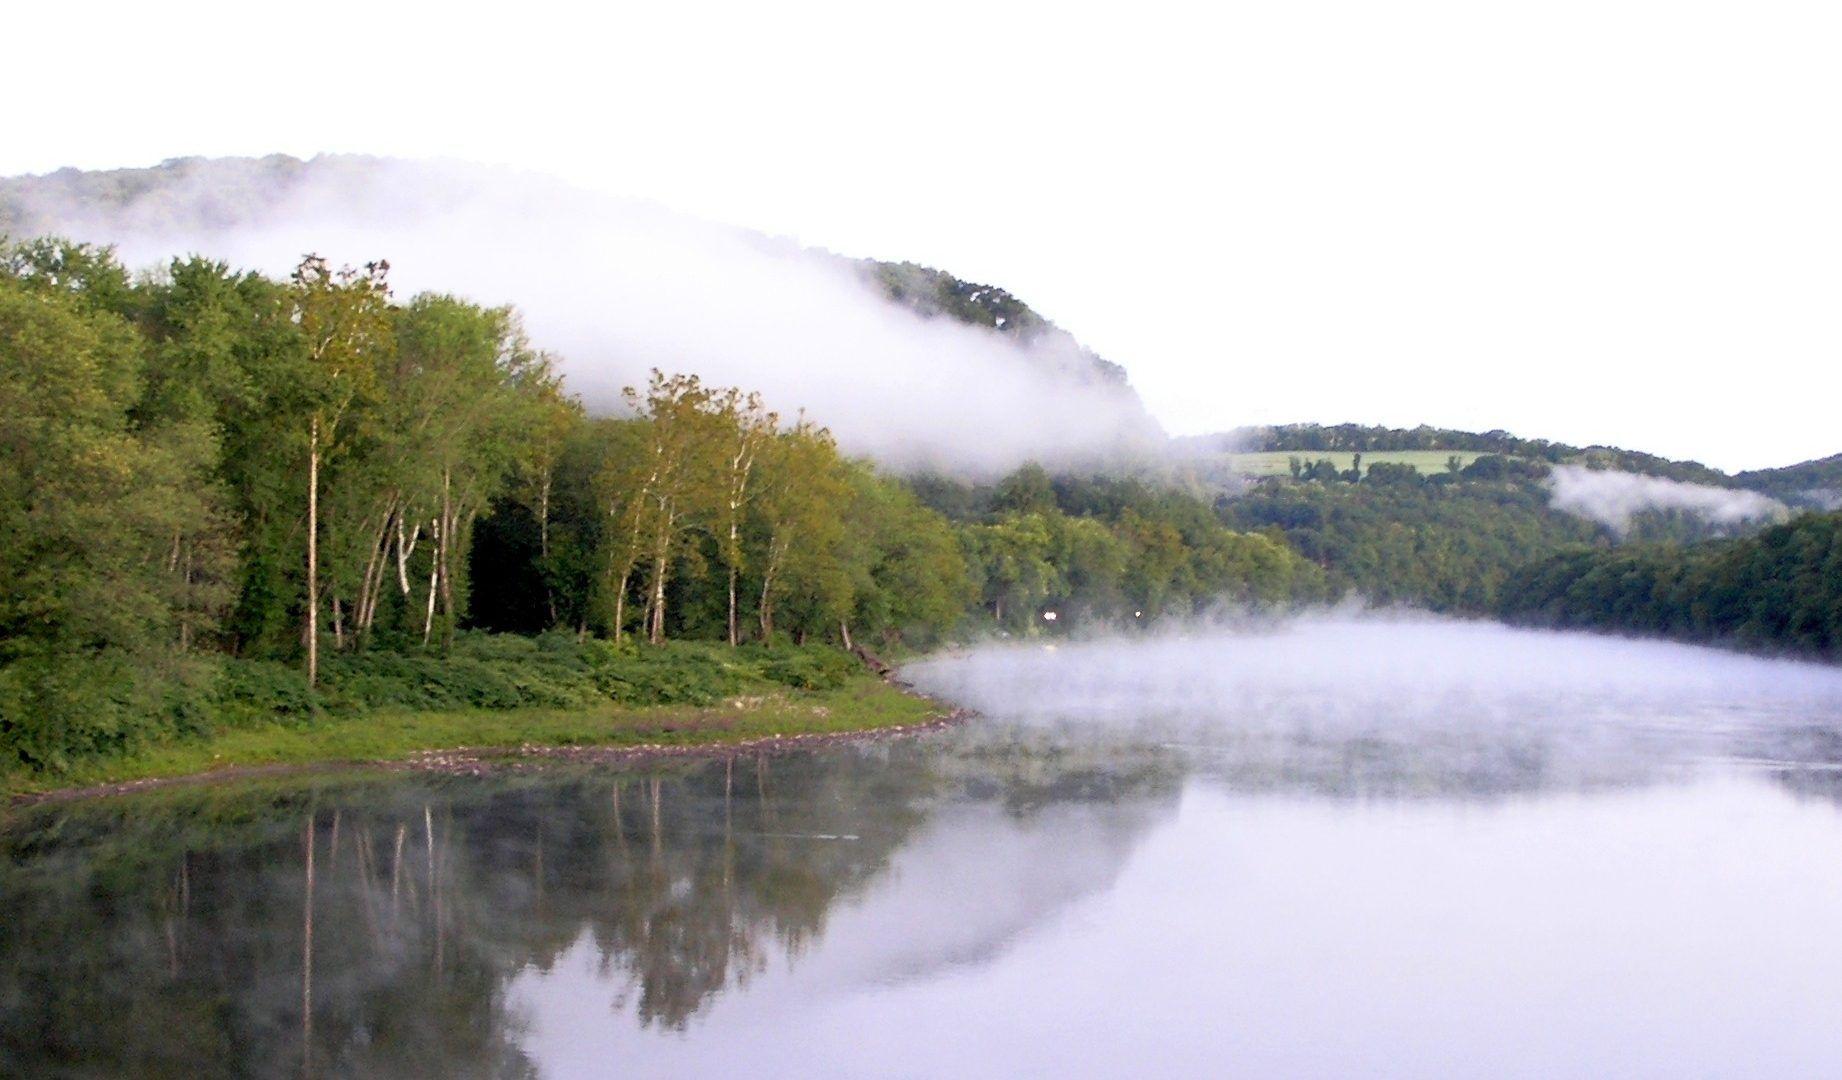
[1499,512,1842,658]
[0,237,1320,775]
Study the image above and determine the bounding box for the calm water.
[8,618,1842,1078]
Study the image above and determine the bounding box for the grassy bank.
[1,637,947,800]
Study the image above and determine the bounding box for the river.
[6,615,1842,1077]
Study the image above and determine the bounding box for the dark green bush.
[214,660,319,727]
[1,636,868,774]
[582,642,750,706]
[0,652,216,773]
[745,644,859,691]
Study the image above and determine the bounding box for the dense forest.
[1207,431,1841,657]
[0,237,1320,772]
[1218,457,1601,610]
[1499,512,1842,657]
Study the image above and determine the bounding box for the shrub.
[214,660,319,728]
[1,635,869,774]
[745,644,858,691]
[0,652,216,773]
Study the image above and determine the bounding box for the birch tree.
[753,419,847,643]
[623,372,722,645]
[712,389,776,646]
[290,256,392,685]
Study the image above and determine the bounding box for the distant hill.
[1735,455,1842,509]
[863,261,1130,387]
[1186,420,1805,486]
[0,154,1142,406]
[0,156,1167,476]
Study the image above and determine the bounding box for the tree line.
[0,237,1327,769]
[0,240,967,668]
[1230,422,1737,486]
[1498,511,1842,658]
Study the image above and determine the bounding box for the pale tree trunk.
[757,532,788,642]
[727,564,740,647]
[396,516,419,596]
[613,569,630,644]
[757,575,773,642]
[840,619,853,651]
[538,471,556,627]
[610,508,645,644]
[649,554,667,644]
[437,469,456,650]
[356,506,394,637]
[307,415,320,688]
[645,499,675,645]
[422,517,440,647]
[723,446,753,647]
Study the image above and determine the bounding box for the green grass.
[1,670,944,801]
[1227,450,1489,477]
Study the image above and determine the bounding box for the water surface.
[7,617,1842,1077]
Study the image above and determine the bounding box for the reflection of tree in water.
[1,739,1184,1075]
[15,706,1842,1075]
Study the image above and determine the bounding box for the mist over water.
[909,614,1842,730]
[909,614,1842,795]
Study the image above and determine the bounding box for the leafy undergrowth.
[1,637,935,797]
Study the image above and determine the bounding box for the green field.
[1227,450,1488,477]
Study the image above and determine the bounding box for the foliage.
[0,635,883,774]
[917,469,1328,633]
[1499,511,1842,658]
[9,234,1831,780]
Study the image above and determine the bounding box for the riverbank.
[3,672,954,803]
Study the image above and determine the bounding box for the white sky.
[8,0,1839,471]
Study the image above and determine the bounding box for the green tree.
[290,256,392,684]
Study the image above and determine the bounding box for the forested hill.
[1737,455,1842,510]
[863,261,1130,386]
[1197,422,1739,486]
[1500,510,1842,659]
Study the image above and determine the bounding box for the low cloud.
[1546,464,1786,534]
[2,155,1164,476]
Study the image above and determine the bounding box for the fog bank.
[905,614,1842,759]
[1547,464,1786,533]
[3,156,1162,475]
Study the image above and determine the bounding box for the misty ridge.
[4,154,1819,523]
[0,155,1163,477]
